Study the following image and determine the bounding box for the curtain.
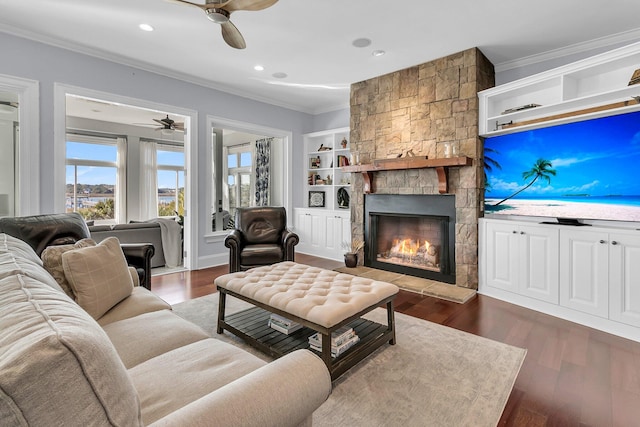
[140,140,158,220]
[254,137,272,206]
[115,137,127,224]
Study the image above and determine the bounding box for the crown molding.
[494,27,640,73]
[0,24,321,114]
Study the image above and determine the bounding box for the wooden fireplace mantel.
[341,156,473,194]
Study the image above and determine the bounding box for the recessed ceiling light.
[272,72,288,79]
[372,50,386,57]
[352,38,372,48]
[254,65,265,71]
[139,23,154,32]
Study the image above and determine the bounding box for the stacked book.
[308,326,359,358]
[336,155,350,167]
[268,313,303,335]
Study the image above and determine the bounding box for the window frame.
[65,134,124,224]
[155,142,185,218]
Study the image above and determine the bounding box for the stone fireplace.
[348,48,495,290]
[365,194,456,284]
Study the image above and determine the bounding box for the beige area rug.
[334,266,477,303]
[172,294,526,427]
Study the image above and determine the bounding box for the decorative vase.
[344,253,357,268]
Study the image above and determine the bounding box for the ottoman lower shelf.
[220,306,392,380]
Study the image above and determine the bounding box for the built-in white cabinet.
[559,228,640,325]
[294,208,350,261]
[478,42,640,137]
[485,220,559,304]
[480,218,640,341]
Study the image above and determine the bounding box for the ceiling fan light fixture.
[161,127,175,136]
[205,8,230,24]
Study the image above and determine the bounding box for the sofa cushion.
[103,310,209,368]
[129,338,266,425]
[97,286,171,326]
[0,273,142,426]
[0,232,43,265]
[63,236,133,320]
[0,234,64,293]
[41,238,96,299]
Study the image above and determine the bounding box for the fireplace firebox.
[365,194,456,284]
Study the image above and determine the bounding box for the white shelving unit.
[303,127,351,210]
[479,42,640,137]
[297,127,351,261]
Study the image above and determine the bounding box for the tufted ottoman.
[214,261,399,380]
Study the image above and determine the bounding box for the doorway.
[54,84,196,270]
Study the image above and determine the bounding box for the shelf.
[342,156,472,194]
[479,42,640,136]
[304,127,350,210]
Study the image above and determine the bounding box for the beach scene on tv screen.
[484,110,640,222]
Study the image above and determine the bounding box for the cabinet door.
[559,229,609,318]
[307,211,324,252]
[518,225,559,303]
[324,212,351,260]
[295,209,323,251]
[294,209,312,247]
[485,221,520,293]
[609,233,640,327]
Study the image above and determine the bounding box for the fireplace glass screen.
[372,214,446,273]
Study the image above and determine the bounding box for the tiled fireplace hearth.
[348,47,495,289]
[365,194,456,284]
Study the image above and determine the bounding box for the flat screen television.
[483,109,640,224]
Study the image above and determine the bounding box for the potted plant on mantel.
[342,238,365,268]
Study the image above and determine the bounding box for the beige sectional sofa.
[0,232,331,426]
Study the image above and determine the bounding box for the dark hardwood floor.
[151,253,640,426]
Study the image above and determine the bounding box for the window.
[156,144,185,218]
[224,144,252,218]
[65,135,124,224]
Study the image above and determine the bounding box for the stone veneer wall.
[349,48,494,289]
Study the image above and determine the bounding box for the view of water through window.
[66,140,184,222]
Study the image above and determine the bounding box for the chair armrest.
[120,243,154,290]
[150,349,331,427]
[282,229,299,262]
[224,230,244,273]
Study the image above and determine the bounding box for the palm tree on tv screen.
[483,146,501,191]
[494,158,557,206]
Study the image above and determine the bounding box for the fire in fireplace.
[374,214,446,272]
[365,194,456,284]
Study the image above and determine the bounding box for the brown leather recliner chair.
[224,206,299,273]
[0,212,155,290]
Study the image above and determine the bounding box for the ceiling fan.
[135,115,185,134]
[170,0,278,49]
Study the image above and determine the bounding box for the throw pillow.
[62,237,134,320]
[41,238,96,299]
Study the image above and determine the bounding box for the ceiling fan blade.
[166,0,207,10]
[224,0,277,12]
[220,21,246,49]
[153,118,164,125]
[202,0,233,9]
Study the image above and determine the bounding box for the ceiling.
[2,0,640,114]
